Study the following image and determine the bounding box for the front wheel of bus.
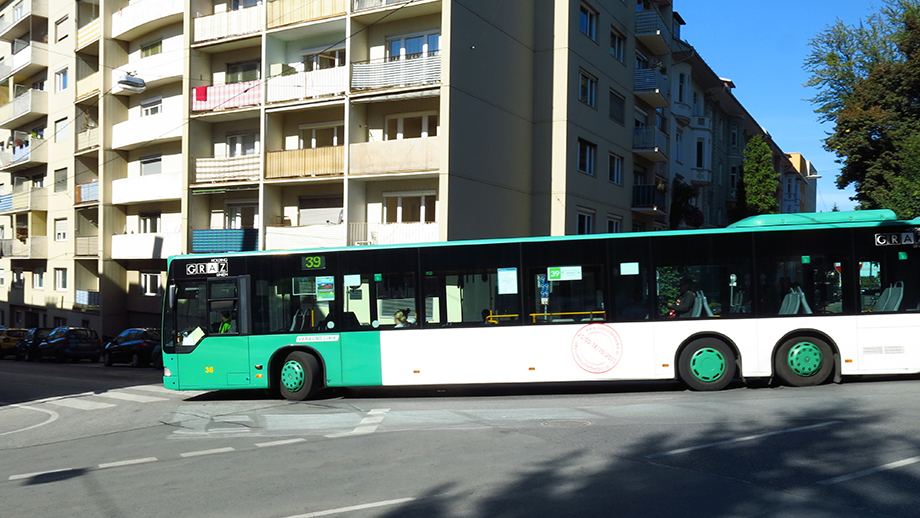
[678,339,736,391]
[278,351,319,401]
[774,337,833,387]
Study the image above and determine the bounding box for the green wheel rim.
[787,342,823,377]
[281,360,306,393]
[689,347,727,382]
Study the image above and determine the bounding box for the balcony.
[75,235,98,256]
[634,69,668,108]
[0,0,48,43]
[349,137,439,175]
[113,173,182,204]
[631,185,667,216]
[75,289,100,310]
[0,89,47,129]
[689,115,711,132]
[112,52,183,95]
[76,127,100,152]
[265,147,344,179]
[348,222,439,246]
[0,41,48,82]
[0,133,47,171]
[352,53,441,91]
[267,66,347,104]
[632,127,669,162]
[193,4,263,44]
[111,0,183,41]
[192,80,262,112]
[635,10,671,55]
[354,0,414,11]
[111,114,183,150]
[0,236,47,258]
[76,18,101,49]
[112,232,181,259]
[265,224,346,250]
[194,155,260,183]
[0,188,47,213]
[672,101,692,125]
[192,228,259,253]
[690,168,712,186]
[76,72,100,100]
[268,0,346,28]
[75,182,99,204]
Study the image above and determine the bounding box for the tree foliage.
[741,134,778,215]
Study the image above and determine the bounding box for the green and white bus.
[162,210,920,400]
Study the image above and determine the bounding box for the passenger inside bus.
[667,278,697,318]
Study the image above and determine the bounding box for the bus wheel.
[775,337,833,387]
[678,339,736,391]
[278,351,319,401]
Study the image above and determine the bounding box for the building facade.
[0,0,814,337]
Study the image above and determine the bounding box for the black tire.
[678,338,737,391]
[130,352,147,368]
[103,353,113,366]
[774,336,833,387]
[277,351,320,401]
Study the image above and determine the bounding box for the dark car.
[15,327,54,361]
[103,328,161,367]
[37,327,103,363]
[0,328,27,359]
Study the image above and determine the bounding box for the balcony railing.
[76,72,100,99]
[265,224,346,250]
[112,0,183,40]
[194,154,260,183]
[348,222,439,246]
[268,0,346,28]
[192,228,259,253]
[0,0,48,42]
[0,188,47,213]
[112,52,183,95]
[349,137,439,175]
[111,113,183,150]
[112,232,181,259]
[192,80,262,112]
[75,289,100,309]
[0,88,47,129]
[0,133,47,170]
[267,66,347,103]
[634,68,668,108]
[631,184,667,215]
[0,41,47,81]
[75,182,99,204]
[75,235,98,256]
[635,9,671,55]
[0,236,47,258]
[76,18,101,48]
[352,53,441,90]
[690,116,711,131]
[265,147,344,179]
[690,168,712,186]
[76,126,100,152]
[112,173,182,204]
[632,126,669,161]
[354,0,413,11]
[193,4,263,43]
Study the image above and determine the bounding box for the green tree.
[741,134,778,215]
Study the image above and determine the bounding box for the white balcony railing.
[193,4,263,43]
[352,53,441,90]
[267,66,347,103]
[354,0,413,11]
[0,41,46,80]
[112,0,183,40]
[112,52,183,94]
[112,173,182,204]
[111,232,181,259]
[348,222,439,246]
[265,224,346,250]
[111,113,183,150]
[194,155,260,183]
[76,18,101,48]
[0,89,47,129]
[76,126,100,152]
[268,0,346,28]
[191,80,262,112]
[349,137,439,175]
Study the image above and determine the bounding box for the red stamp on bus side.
[571,324,623,374]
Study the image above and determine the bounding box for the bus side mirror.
[168,285,177,310]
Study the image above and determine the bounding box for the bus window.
[527,265,605,324]
[342,272,418,329]
[758,256,846,315]
[424,270,521,326]
[250,253,337,334]
[613,261,650,321]
[858,251,913,313]
[174,281,207,346]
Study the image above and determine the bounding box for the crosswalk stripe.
[45,398,116,410]
[128,385,174,394]
[95,391,167,403]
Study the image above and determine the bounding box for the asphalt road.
[2,359,920,517]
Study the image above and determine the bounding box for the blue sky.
[676,1,881,212]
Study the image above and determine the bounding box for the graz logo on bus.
[186,258,229,277]
[571,324,623,374]
[875,231,917,247]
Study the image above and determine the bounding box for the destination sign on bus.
[302,255,326,270]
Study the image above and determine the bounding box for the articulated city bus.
[161,210,920,400]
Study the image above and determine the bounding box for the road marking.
[255,438,306,448]
[0,403,59,436]
[129,385,174,394]
[326,408,390,438]
[646,421,842,459]
[95,391,168,403]
[9,468,76,481]
[181,447,235,457]
[284,497,417,518]
[99,457,158,469]
[44,398,117,410]
[818,455,920,485]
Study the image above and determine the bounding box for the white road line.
[9,468,76,481]
[129,385,173,394]
[44,398,117,411]
[0,403,59,436]
[818,455,920,485]
[284,497,417,518]
[95,391,168,403]
[325,408,390,438]
[646,421,842,459]
[214,415,252,422]
[180,447,235,458]
[255,438,306,448]
[98,457,158,469]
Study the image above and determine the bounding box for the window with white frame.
[300,124,344,149]
[54,218,67,241]
[140,155,162,175]
[33,267,44,289]
[139,213,160,234]
[13,270,23,288]
[577,210,595,235]
[579,3,597,40]
[385,112,438,140]
[387,31,440,60]
[577,138,597,176]
[141,98,162,117]
[55,16,68,42]
[304,48,345,71]
[608,153,623,184]
[607,218,622,234]
[384,192,436,223]
[54,118,68,142]
[55,68,68,92]
[141,272,161,296]
[141,40,162,58]
[227,133,258,157]
[610,27,625,61]
[578,70,597,107]
[609,90,625,124]
[55,268,67,291]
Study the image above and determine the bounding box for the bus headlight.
[164,367,172,377]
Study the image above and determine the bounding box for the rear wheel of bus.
[774,336,833,387]
[678,338,737,391]
[278,351,320,401]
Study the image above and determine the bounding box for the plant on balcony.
[16,227,27,241]
[655,178,669,193]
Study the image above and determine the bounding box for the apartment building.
[0,0,812,337]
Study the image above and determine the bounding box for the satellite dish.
[117,74,146,93]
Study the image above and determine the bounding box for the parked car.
[37,327,103,363]
[103,328,161,367]
[0,328,27,359]
[15,328,54,361]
